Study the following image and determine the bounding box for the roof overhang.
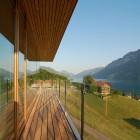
[0,0,78,61]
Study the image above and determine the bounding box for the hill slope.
[66,88,140,140]
[28,69,68,81]
[40,66,74,78]
[94,49,140,80]
[40,66,59,74]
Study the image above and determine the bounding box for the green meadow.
[60,88,140,140]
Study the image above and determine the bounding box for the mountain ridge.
[59,70,74,77]
[94,49,140,80]
[71,67,104,81]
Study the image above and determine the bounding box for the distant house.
[42,80,52,88]
[33,80,43,88]
[32,80,52,88]
[95,81,111,94]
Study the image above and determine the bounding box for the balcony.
[19,88,80,140]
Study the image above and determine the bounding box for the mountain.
[40,66,74,78]
[60,70,74,78]
[0,68,13,79]
[71,67,103,81]
[94,49,140,80]
[40,66,59,74]
[27,69,34,75]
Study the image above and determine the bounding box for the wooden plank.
[50,92,62,140]
[52,95,70,140]
[26,93,41,140]
[21,91,40,140]
[0,109,14,140]
[47,90,55,139]
[34,92,45,140]
[41,90,48,140]
[24,16,27,122]
[26,90,38,119]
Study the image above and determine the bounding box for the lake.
[73,78,140,95]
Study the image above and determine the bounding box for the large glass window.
[0,33,14,139]
[26,61,40,118]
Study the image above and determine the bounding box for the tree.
[27,68,68,83]
[83,75,97,93]
[83,75,94,85]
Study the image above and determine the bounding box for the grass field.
[59,88,140,140]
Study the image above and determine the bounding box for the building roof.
[0,0,78,61]
[95,81,111,87]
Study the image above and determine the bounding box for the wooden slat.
[0,102,14,140]
[26,93,40,139]
[23,0,78,61]
[47,90,55,139]
[50,91,62,140]
[41,91,48,140]
[34,93,45,140]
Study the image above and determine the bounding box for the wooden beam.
[14,0,19,139]
[24,15,27,123]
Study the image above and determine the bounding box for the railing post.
[56,79,57,93]
[81,83,85,140]
[51,79,54,88]
[59,79,60,98]
[24,15,27,123]
[65,80,67,109]
[7,79,9,103]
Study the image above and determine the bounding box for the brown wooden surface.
[14,0,20,139]
[0,0,78,61]
[0,88,38,140]
[0,101,14,140]
[20,88,76,140]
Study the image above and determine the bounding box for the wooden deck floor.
[20,88,78,140]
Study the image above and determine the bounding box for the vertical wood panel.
[14,0,19,139]
[24,15,27,123]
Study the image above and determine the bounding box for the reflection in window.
[0,33,14,106]
[0,33,14,139]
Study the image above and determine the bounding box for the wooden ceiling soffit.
[22,0,78,61]
[0,0,15,45]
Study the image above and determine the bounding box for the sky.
[1,1,139,74]
[14,1,140,74]
[0,34,14,73]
